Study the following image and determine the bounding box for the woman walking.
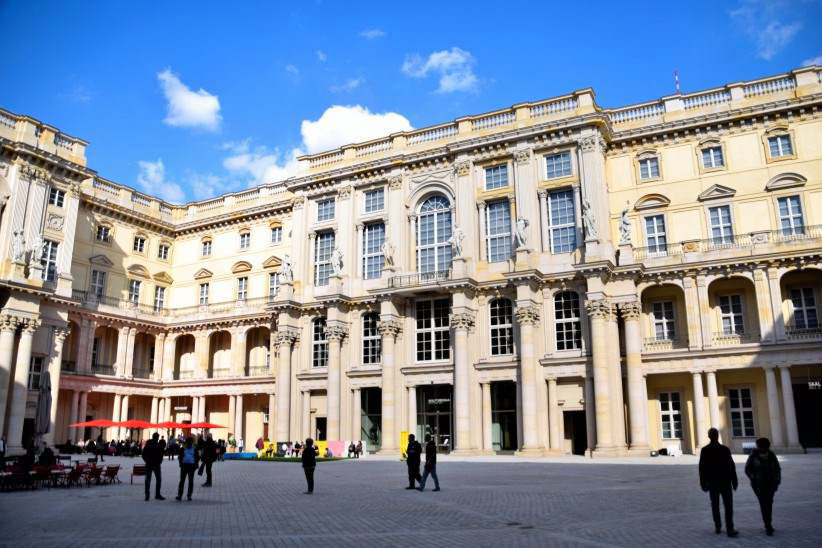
[745,437,781,536]
[176,437,199,502]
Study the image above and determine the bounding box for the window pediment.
[634,194,670,210]
[765,172,806,191]
[232,261,252,273]
[194,268,213,279]
[127,264,150,278]
[636,148,658,160]
[262,256,282,269]
[89,254,114,267]
[153,271,173,284]
[698,184,736,201]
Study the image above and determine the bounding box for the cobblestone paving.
[2,454,821,547]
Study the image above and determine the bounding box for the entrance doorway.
[794,382,822,448]
[563,410,587,455]
[315,417,327,441]
[491,381,518,451]
[360,387,382,449]
[417,384,452,453]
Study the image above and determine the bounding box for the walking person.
[176,437,199,502]
[405,434,422,490]
[745,437,781,536]
[141,433,165,501]
[200,433,217,487]
[417,434,440,492]
[301,438,318,494]
[699,428,739,537]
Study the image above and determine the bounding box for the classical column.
[192,396,199,427]
[111,394,122,440]
[7,319,39,451]
[352,388,362,442]
[692,372,707,450]
[69,390,80,444]
[301,390,311,440]
[267,393,276,441]
[81,319,97,374]
[44,326,70,446]
[162,334,176,381]
[377,320,401,453]
[753,269,775,343]
[586,300,614,453]
[0,315,19,437]
[274,331,297,441]
[621,302,649,452]
[482,382,492,452]
[779,365,800,449]
[200,396,207,423]
[157,398,164,430]
[477,202,487,261]
[584,375,596,455]
[194,331,210,378]
[696,275,712,347]
[235,394,244,442]
[356,224,364,277]
[115,326,129,376]
[77,392,88,443]
[153,333,165,381]
[407,385,417,439]
[763,366,785,447]
[547,377,561,451]
[120,394,130,439]
[766,267,786,341]
[164,397,172,422]
[514,304,540,454]
[682,277,704,350]
[706,371,721,437]
[74,318,90,374]
[228,395,236,438]
[326,325,347,440]
[537,190,549,253]
[450,311,475,454]
[150,396,159,435]
[231,326,247,376]
[606,305,627,450]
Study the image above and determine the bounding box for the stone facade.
[0,66,821,455]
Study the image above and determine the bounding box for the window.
[363,222,385,279]
[416,196,452,275]
[554,291,582,350]
[416,298,450,361]
[268,273,279,300]
[96,225,111,243]
[701,146,724,169]
[708,205,734,244]
[777,195,804,236]
[317,198,335,222]
[486,200,512,262]
[90,270,106,297]
[719,295,744,335]
[644,215,667,255]
[133,236,146,253]
[364,189,384,213]
[728,387,756,437]
[652,301,675,341]
[91,337,100,370]
[40,239,58,282]
[199,283,209,305]
[768,134,793,158]
[790,287,818,329]
[128,279,141,304]
[659,392,683,439]
[545,151,572,179]
[202,240,212,257]
[489,298,514,356]
[484,164,508,190]
[312,318,328,368]
[158,244,170,260]
[314,231,335,286]
[270,226,282,244]
[239,232,250,250]
[638,157,660,180]
[154,286,165,311]
[27,356,45,390]
[48,187,65,207]
[237,277,248,301]
[547,189,576,253]
[362,312,382,364]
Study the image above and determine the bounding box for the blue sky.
[1,0,820,203]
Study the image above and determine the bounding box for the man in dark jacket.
[200,434,217,487]
[141,433,165,501]
[405,434,422,490]
[699,428,738,537]
[301,438,317,494]
[417,434,440,492]
[745,437,781,536]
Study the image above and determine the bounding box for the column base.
[591,445,629,458]
[627,445,652,457]
[543,448,565,456]
[514,447,544,457]
[475,449,496,456]
[450,448,480,457]
[376,448,401,457]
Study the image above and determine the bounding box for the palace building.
[1,65,821,457]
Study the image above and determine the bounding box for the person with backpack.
[301,438,318,494]
[745,437,782,536]
[176,437,199,501]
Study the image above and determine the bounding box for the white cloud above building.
[402,47,478,93]
[157,69,222,131]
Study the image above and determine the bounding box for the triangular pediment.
[127,264,150,278]
[153,271,174,284]
[698,184,736,201]
[89,254,114,267]
[194,268,213,280]
[634,193,670,211]
[262,256,282,269]
[765,172,806,191]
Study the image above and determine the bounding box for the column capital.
[0,314,20,332]
[53,325,71,342]
[777,363,792,370]
[450,311,476,330]
[537,189,548,199]
[585,299,610,319]
[21,318,41,333]
[514,305,540,325]
[388,175,402,190]
[274,330,298,347]
[619,301,641,320]
[377,320,402,338]
[515,148,532,164]
[326,325,348,341]
[454,161,472,177]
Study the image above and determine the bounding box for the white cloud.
[285,64,299,76]
[136,159,187,204]
[157,69,221,131]
[360,29,386,39]
[802,55,822,67]
[402,47,478,93]
[730,0,802,60]
[330,78,365,93]
[316,50,327,62]
[222,142,301,187]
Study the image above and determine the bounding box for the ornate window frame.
[761,124,797,163]
[200,235,213,257]
[695,138,728,174]
[132,232,148,256]
[634,149,662,183]
[157,240,172,262]
[94,221,114,246]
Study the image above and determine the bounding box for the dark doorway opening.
[315,417,327,441]
[794,382,822,448]
[492,381,518,451]
[563,410,587,455]
[361,387,381,449]
[417,384,452,453]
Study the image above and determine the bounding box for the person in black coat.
[417,434,440,492]
[698,428,738,537]
[141,433,165,501]
[405,434,422,489]
[745,437,782,536]
[200,434,218,487]
[301,438,318,494]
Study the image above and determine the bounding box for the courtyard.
[1,454,821,547]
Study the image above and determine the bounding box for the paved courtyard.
[1,454,821,547]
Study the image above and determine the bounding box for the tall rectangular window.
[363,222,385,279]
[554,291,582,350]
[728,387,756,437]
[702,146,724,168]
[545,151,572,179]
[708,205,733,244]
[489,299,514,356]
[239,232,250,249]
[416,298,450,362]
[96,225,111,243]
[202,240,212,257]
[41,240,58,282]
[128,279,141,304]
[270,226,282,244]
[659,392,683,439]
[652,301,675,340]
[133,236,146,253]
[484,165,508,190]
[777,195,804,236]
[639,157,660,180]
[312,318,328,368]
[362,312,381,364]
[48,188,65,207]
[199,283,209,305]
[314,232,335,286]
[317,198,335,222]
[237,277,248,301]
[364,189,385,212]
[90,270,106,297]
[548,189,576,253]
[790,287,818,329]
[91,338,100,370]
[644,215,667,255]
[158,244,170,260]
[27,356,45,390]
[768,134,793,157]
[719,295,744,334]
[153,286,165,311]
[486,200,512,262]
[268,273,279,300]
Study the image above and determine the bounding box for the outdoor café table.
[50,469,67,487]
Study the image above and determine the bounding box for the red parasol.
[153,421,186,429]
[188,422,225,429]
[119,419,153,429]
[69,419,116,428]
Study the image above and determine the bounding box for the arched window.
[312,318,328,368]
[416,195,452,275]
[362,312,381,365]
[489,298,514,356]
[554,291,581,350]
